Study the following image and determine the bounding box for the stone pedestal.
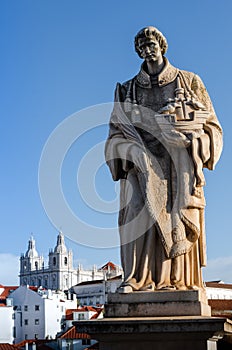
[74,291,232,349]
[74,316,232,350]
[105,290,211,317]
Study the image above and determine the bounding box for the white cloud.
[0,254,19,285]
[203,256,232,283]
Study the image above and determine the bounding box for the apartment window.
[35,319,39,325]
[35,305,40,311]
[35,334,38,339]
[24,305,28,311]
[24,319,28,326]
[12,313,15,320]
[13,327,16,338]
[25,334,28,340]
[78,313,85,320]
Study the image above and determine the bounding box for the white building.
[63,305,103,331]
[0,299,14,343]
[9,285,77,343]
[72,275,122,306]
[19,233,122,291]
[206,281,232,299]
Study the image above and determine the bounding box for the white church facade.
[19,232,122,290]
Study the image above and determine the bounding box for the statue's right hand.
[128,145,150,173]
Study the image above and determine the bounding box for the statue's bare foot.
[117,285,133,293]
[156,285,176,291]
[140,283,155,291]
[175,283,188,291]
[188,285,201,290]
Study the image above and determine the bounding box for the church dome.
[25,237,39,258]
[54,232,67,254]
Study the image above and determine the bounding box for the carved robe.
[105,58,223,291]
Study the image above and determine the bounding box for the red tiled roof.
[100,261,117,270]
[0,286,18,299]
[209,299,232,319]
[90,308,103,319]
[0,285,40,303]
[77,306,97,312]
[65,309,79,320]
[0,344,19,350]
[59,326,90,339]
[65,306,102,320]
[209,299,232,310]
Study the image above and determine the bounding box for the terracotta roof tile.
[58,326,90,339]
[0,344,19,350]
[100,261,117,270]
[0,286,18,299]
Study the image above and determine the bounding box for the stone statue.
[105,26,223,293]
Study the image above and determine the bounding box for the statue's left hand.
[161,130,191,148]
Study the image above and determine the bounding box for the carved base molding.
[74,316,232,350]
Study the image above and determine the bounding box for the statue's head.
[134,26,168,58]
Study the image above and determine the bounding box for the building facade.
[10,285,77,343]
[71,275,122,306]
[19,233,122,291]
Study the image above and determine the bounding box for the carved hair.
[134,26,168,57]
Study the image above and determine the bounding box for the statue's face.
[137,38,162,63]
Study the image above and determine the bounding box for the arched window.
[53,257,56,266]
[64,257,68,265]
[35,261,38,270]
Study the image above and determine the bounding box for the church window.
[64,257,68,265]
[35,262,38,270]
[53,257,56,266]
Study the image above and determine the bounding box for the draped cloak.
[105,58,223,290]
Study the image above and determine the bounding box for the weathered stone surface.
[74,317,232,350]
[105,25,223,293]
[108,290,208,303]
[105,291,211,317]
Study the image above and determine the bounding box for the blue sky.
[1,0,232,284]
